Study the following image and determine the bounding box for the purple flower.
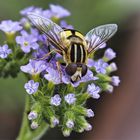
[30,28,40,38]
[0,44,12,59]
[51,117,59,126]
[16,30,39,53]
[88,59,109,74]
[87,83,101,99]
[20,6,35,16]
[32,47,49,59]
[111,76,120,86]
[32,7,43,15]
[86,109,94,118]
[60,20,73,29]
[0,20,22,33]
[49,4,70,18]
[24,80,39,94]
[84,123,92,131]
[94,59,108,74]
[87,59,95,68]
[38,34,48,44]
[44,66,62,84]
[50,94,61,106]
[66,120,74,128]
[20,17,29,26]
[28,111,38,120]
[20,59,47,75]
[31,121,38,129]
[107,62,117,72]
[64,93,76,105]
[21,6,43,15]
[42,10,53,19]
[104,48,116,61]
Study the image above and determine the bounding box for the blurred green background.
[0,0,140,140]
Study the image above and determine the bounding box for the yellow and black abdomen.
[64,29,87,64]
[70,43,86,63]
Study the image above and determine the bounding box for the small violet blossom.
[86,109,94,118]
[104,48,116,61]
[20,6,43,16]
[94,59,109,74]
[42,9,53,19]
[64,93,76,105]
[0,20,22,33]
[52,117,59,126]
[66,120,74,128]
[60,20,73,29]
[28,111,38,120]
[84,123,92,131]
[20,6,35,16]
[16,30,39,53]
[87,59,95,68]
[0,44,12,59]
[31,121,38,129]
[87,83,101,99]
[49,4,70,18]
[50,94,61,106]
[111,76,120,86]
[32,47,49,59]
[107,62,118,72]
[20,5,70,19]
[20,59,47,75]
[44,67,62,85]
[24,80,39,95]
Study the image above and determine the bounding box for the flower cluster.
[0,4,120,138]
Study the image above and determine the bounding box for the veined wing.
[27,12,66,51]
[85,24,118,53]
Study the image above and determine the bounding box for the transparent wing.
[85,24,118,53]
[27,12,66,51]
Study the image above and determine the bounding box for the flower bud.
[66,120,74,129]
[103,48,116,61]
[28,111,38,120]
[51,117,59,127]
[106,62,117,73]
[84,123,92,131]
[86,109,95,118]
[50,94,61,106]
[64,93,76,105]
[62,129,71,137]
[31,121,38,129]
[112,76,120,86]
[106,85,114,93]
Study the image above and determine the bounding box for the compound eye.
[82,64,87,76]
[65,63,77,76]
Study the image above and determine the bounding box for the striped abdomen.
[70,43,87,63]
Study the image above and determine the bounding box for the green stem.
[17,95,49,140]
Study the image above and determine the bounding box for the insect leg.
[33,49,62,60]
[56,61,63,82]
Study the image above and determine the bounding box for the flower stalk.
[17,96,49,140]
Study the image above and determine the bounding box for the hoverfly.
[27,13,118,82]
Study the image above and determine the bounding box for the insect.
[27,13,118,82]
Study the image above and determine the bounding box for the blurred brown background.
[0,0,140,140]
